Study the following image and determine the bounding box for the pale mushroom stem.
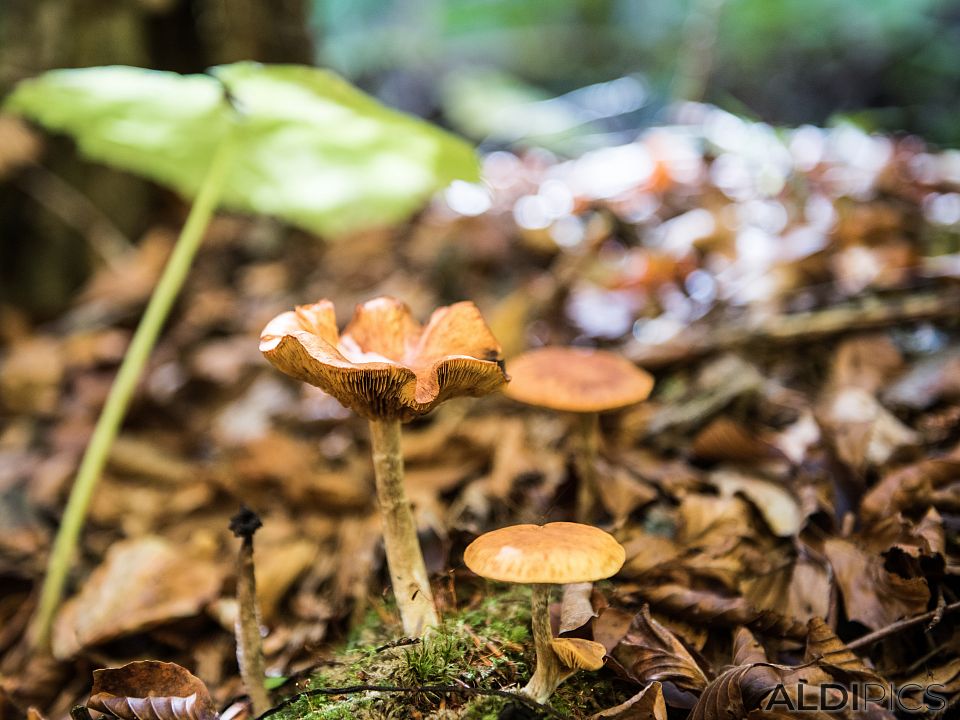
[369,418,440,637]
[522,583,566,703]
[574,412,600,523]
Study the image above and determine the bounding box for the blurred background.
[3,0,960,320]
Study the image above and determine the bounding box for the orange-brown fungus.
[504,347,653,414]
[260,297,507,421]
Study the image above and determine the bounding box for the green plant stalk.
[30,135,236,650]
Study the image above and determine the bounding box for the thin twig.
[375,637,421,652]
[846,601,960,652]
[256,683,561,719]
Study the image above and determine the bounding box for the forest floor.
[1,108,959,719]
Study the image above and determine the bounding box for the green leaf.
[5,62,479,236]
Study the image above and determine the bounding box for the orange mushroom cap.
[463,522,625,585]
[260,296,507,422]
[503,347,653,413]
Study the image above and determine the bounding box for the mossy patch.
[270,585,635,719]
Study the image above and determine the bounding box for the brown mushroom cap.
[550,638,607,671]
[260,297,507,421]
[463,522,625,584]
[503,347,653,413]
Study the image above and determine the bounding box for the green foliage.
[5,62,479,236]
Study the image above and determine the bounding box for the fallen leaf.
[590,680,667,719]
[860,457,960,524]
[560,583,598,634]
[52,537,224,659]
[689,663,782,720]
[88,661,218,720]
[711,470,802,537]
[612,606,709,696]
[823,537,929,630]
[692,418,779,463]
[733,627,768,665]
[804,617,885,687]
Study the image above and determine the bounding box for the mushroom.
[504,347,654,521]
[260,296,507,636]
[463,522,624,703]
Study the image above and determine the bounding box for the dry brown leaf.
[770,411,821,465]
[0,116,40,178]
[860,458,960,524]
[677,494,756,548]
[88,661,218,720]
[804,617,885,687]
[52,537,223,659]
[711,471,802,537]
[733,627,768,665]
[689,663,782,720]
[692,418,779,463]
[0,337,63,415]
[828,335,903,395]
[560,582,597,635]
[590,680,667,719]
[252,525,319,621]
[823,537,929,630]
[78,229,173,312]
[619,531,682,578]
[612,606,709,696]
[595,461,657,526]
[902,656,960,701]
[594,606,635,654]
[882,345,960,410]
[633,582,807,638]
[819,388,918,471]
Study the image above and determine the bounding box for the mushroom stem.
[574,412,600,523]
[522,583,566,703]
[230,507,271,716]
[369,418,439,637]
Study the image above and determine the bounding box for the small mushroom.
[463,522,624,703]
[261,296,507,636]
[504,347,654,521]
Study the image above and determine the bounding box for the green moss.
[273,584,630,719]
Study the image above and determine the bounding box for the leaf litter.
[1,109,959,718]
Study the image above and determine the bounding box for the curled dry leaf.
[88,661,218,720]
[804,617,886,688]
[823,537,929,630]
[819,387,918,471]
[634,582,807,638]
[710,470,802,538]
[560,582,599,635]
[828,335,903,395]
[590,680,667,720]
[881,345,960,411]
[595,461,658,527]
[860,457,960,524]
[619,530,681,578]
[689,663,782,720]
[52,537,223,659]
[611,605,709,696]
[692,417,779,463]
[733,627,768,666]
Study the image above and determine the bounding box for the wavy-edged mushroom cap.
[463,522,625,585]
[504,347,653,414]
[260,296,507,422]
[550,638,607,671]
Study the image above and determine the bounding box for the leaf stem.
[30,134,235,651]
